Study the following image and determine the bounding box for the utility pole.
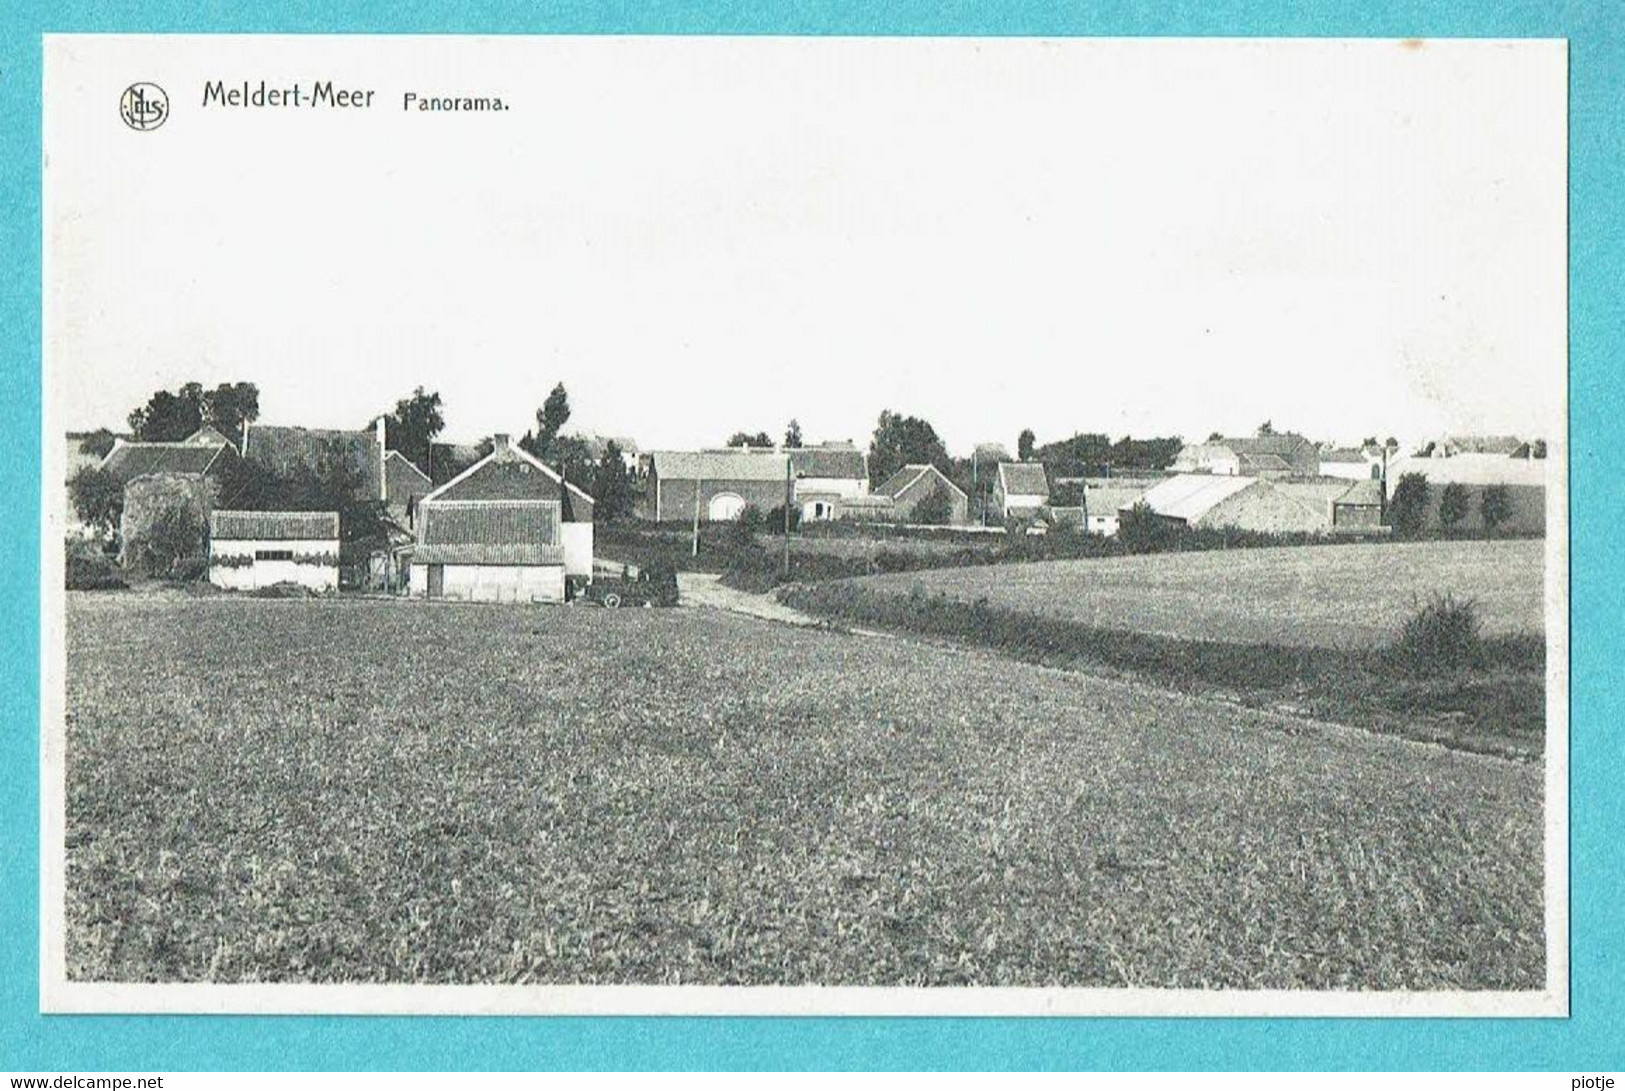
[783,455,793,578]
[691,456,702,558]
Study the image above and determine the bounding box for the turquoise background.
[3,0,1620,1072]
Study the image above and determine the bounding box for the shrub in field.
[762,502,802,535]
[913,486,955,526]
[722,509,761,551]
[168,553,210,583]
[1480,485,1512,534]
[1390,593,1483,676]
[641,558,680,606]
[1116,503,1183,554]
[1438,483,1472,532]
[1387,473,1430,538]
[65,552,127,591]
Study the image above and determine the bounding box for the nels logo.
[119,83,169,131]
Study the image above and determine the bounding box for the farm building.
[383,449,432,529]
[1129,473,1338,535]
[1083,482,1151,536]
[1170,434,1320,478]
[1439,434,1525,457]
[874,464,968,525]
[1331,479,1385,529]
[646,449,790,522]
[1385,453,1546,534]
[994,462,1050,519]
[1319,447,1383,482]
[788,445,870,521]
[408,435,594,602]
[100,427,239,489]
[209,510,340,592]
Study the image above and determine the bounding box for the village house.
[408,434,594,602]
[993,462,1050,519]
[100,426,240,490]
[208,510,341,592]
[1170,434,1321,478]
[1082,481,1153,537]
[788,444,870,522]
[874,463,968,525]
[1331,479,1385,529]
[1318,446,1383,482]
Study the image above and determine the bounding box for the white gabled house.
[407,434,595,603]
[209,510,341,592]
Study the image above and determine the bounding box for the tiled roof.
[1320,447,1370,464]
[652,450,790,482]
[1133,474,1257,521]
[414,500,563,565]
[875,465,928,497]
[211,510,340,541]
[1444,434,1524,455]
[1336,480,1385,506]
[788,447,867,480]
[102,442,229,481]
[1238,452,1292,473]
[998,462,1050,497]
[1085,485,1149,515]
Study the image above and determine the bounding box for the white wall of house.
[1001,493,1048,517]
[1087,513,1120,537]
[562,522,593,577]
[795,476,869,499]
[1320,461,1381,482]
[210,538,339,591]
[409,562,566,603]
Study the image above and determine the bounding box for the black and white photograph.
[41,35,1567,1016]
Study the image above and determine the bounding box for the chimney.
[491,433,511,452]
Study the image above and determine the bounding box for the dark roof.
[788,447,866,480]
[1445,434,1524,455]
[246,425,380,496]
[1237,452,1292,473]
[998,462,1050,496]
[102,441,230,481]
[1222,434,1315,457]
[414,500,564,565]
[1335,480,1385,506]
[211,510,339,541]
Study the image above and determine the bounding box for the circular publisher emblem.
[119,83,169,131]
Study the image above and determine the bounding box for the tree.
[1385,437,1399,451]
[200,382,260,447]
[1017,428,1036,462]
[1257,420,1275,436]
[1531,439,1547,459]
[868,410,949,488]
[68,466,125,537]
[127,385,203,441]
[593,441,636,521]
[1438,482,1472,531]
[1480,484,1512,534]
[381,387,445,473]
[1207,431,1224,442]
[914,485,955,526]
[529,383,572,460]
[726,431,773,448]
[1388,472,1431,537]
[1116,502,1182,553]
[784,419,803,448]
[77,429,119,459]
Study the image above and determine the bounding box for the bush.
[763,503,802,535]
[1387,472,1430,538]
[1390,593,1483,676]
[1438,482,1471,531]
[168,554,210,583]
[1480,485,1512,534]
[65,552,127,591]
[641,558,680,606]
[1116,503,1183,553]
[913,486,955,526]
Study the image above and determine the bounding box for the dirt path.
[675,572,825,627]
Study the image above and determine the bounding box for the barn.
[875,464,968,525]
[646,449,790,522]
[994,462,1050,519]
[407,435,595,603]
[209,510,340,592]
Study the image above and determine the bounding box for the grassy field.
[65,594,1542,988]
[841,540,1545,649]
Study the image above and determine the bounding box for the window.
[255,549,293,561]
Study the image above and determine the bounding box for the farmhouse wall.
[894,472,969,525]
[210,537,340,592]
[409,562,565,603]
[652,476,788,522]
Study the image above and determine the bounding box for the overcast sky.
[45,36,1565,454]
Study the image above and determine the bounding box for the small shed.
[209,510,340,592]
